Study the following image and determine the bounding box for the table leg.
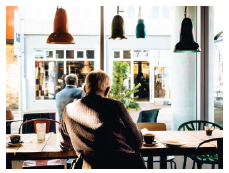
[160,155,167,169]
[6,157,12,169]
[147,154,153,169]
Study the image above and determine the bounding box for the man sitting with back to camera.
[56,74,85,123]
[57,70,144,169]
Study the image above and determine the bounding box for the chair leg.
[170,161,173,169]
[197,162,202,169]
[192,161,195,169]
[183,156,187,169]
[173,161,177,169]
[211,164,215,169]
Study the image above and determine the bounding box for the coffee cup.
[10,135,21,143]
[144,133,155,144]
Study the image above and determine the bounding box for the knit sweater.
[57,92,143,155]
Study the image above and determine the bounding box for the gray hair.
[65,74,78,85]
[85,70,111,91]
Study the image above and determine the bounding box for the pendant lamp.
[109,6,127,40]
[174,6,200,53]
[81,61,91,75]
[47,6,75,44]
[136,6,146,38]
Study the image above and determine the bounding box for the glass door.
[134,61,150,102]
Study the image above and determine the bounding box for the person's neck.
[88,90,106,98]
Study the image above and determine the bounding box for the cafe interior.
[6,3,224,169]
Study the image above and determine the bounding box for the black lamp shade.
[109,15,127,40]
[136,19,146,38]
[47,8,75,44]
[174,18,200,53]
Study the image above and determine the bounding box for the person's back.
[56,74,85,122]
[57,71,143,169]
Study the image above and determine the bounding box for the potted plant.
[109,61,141,122]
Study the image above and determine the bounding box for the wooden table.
[6,130,223,169]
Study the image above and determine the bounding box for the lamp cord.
[138,6,141,19]
[184,6,187,18]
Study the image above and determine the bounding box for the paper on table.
[141,128,149,135]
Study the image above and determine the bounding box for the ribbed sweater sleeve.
[117,102,143,151]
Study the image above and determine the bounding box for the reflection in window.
[123,50,131,59]
[152,6,159,19]
[86,50,94,59]
[162,6,170,19]
[46,51,53,58]
[35,61,64,100]
[66,50,74,59]
[77,51,84,58]
[66,61,94,88]
[56,50,64,59]
[114,51,120,58]
[35,50,44,59]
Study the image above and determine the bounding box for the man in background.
[56,74,85,122]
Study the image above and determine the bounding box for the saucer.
[162,140,186,147]
[143,141,158,146]
[7,141,23,147]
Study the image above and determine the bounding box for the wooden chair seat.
[22,159,64,169]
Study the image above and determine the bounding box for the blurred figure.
[60,74,66,89]
[56,74,85,122]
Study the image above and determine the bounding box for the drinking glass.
[204,126,214,137]
[36,123,46,142]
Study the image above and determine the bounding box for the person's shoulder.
[101,97,125,108]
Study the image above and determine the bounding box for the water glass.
[36,123,46,142]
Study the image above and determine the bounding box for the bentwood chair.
[192,138,223,169]
[19,119,64,169]
[137,123,177,169]
[178,120,223,169]
[137,109,160,123]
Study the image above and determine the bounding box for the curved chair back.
[19,119,60,134]
[192,138,223,169]
[178,120,223,131]
[137,109,160,123]
[137,123,166,131]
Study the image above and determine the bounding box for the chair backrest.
[19,119,60,134]
[178,120,223,131]
[137,109,160,123]
[136,123,166,131]
[22,113,56,133]
[193,138,223,167]
[83,151,146,169]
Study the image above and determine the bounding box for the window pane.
[35,50,44,59]
[46,51,53,58]
[35,61,64,100]
[66,61,94,89]
[86,50,94,59]
[152,6,159,19]
[66,50,74,59]
[133,50,141,58]
[162,6,170,19]
[56,50,64,59]
[77,51,84,58]
[114,51,120,58]
[123,50,131,59]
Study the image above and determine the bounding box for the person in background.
[57,70,143,168]
[56,74,85,122]
[60,74,66,90]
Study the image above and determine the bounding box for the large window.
[34,49,95,100]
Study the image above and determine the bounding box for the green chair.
[192,138,223,169]
[137,109,160,123]
[178,120,223,169]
